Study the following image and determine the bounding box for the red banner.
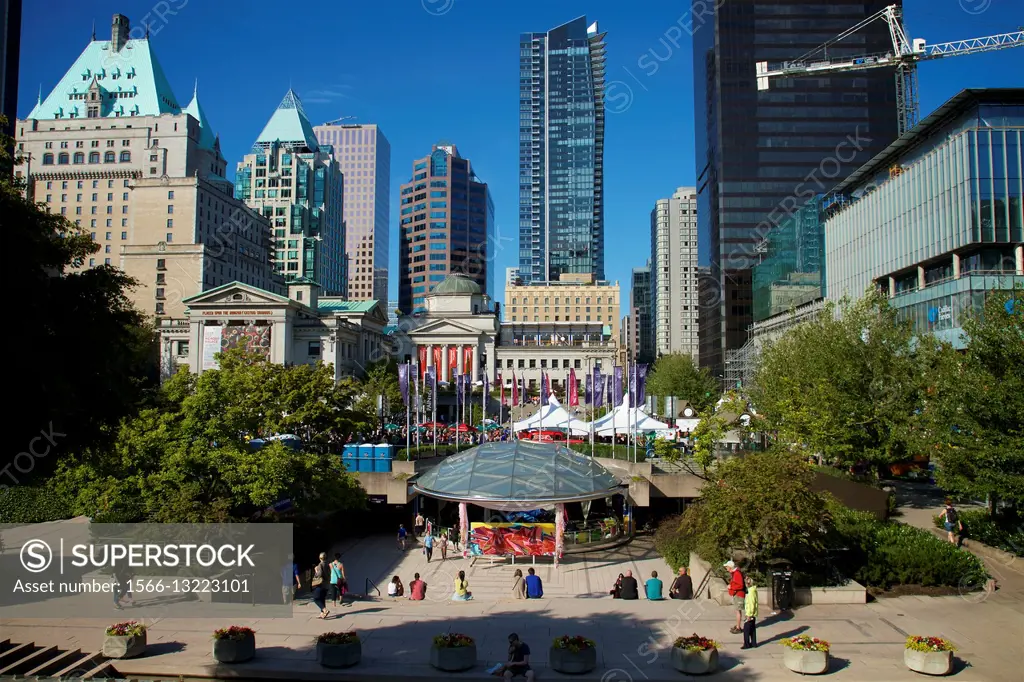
[499,373,505,406]
[511,371,518,406]
[463,346,474,377]
[568,368,579,407]
[418,346,428,380]
[433,346,442,374]
[448,346,458,372]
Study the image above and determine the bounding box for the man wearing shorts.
[725,560,746,634]
[503,633,535,681]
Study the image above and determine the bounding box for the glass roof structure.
[412,440,625,508]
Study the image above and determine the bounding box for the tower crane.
[755,5,1023,136]
[322,115,357,125]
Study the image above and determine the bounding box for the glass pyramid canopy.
[253,89,320,151]
[412,440,624,507]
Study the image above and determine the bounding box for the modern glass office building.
[825,89,1024,346]
[519,17,606,284]
[752,194,824,322]
[692,0,900,373]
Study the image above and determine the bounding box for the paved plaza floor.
[2,532,1022,681]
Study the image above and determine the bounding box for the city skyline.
[14,0,1023,310]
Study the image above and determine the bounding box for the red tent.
[448,423,478,433]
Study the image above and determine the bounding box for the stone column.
[918,265,926,290]
[888,276,896,298]
[1016,244,1023,275]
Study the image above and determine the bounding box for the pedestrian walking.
[725,560,746,634]
[440,532,448,561]
[424,532,434,563]
[329,553,346,607]
[942,500,963,545]
[311,552,331,619]
[397,524,408,550]
[414,512,426,537]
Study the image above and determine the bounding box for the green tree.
[694,448,831,567]
[2,116,155,482]
[52,348,365,521]
[353,359,405,431]
[646,353,719,413]
[922,287,1024,510]
[750,292,926,467]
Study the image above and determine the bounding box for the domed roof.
[412,441,624,509]
[432,273,481,295]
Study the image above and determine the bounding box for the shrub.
[653,511,699,571]
[906,636,956,653]
[569,443,646,461]
[316,631,358,645]
[0,486,73,523]
[433,633,474,648]
[781,635,829,652]
[106,621,146,637]
[932,509,1024,557]
[552,635,596,652]
[674,634,718,651]
[395,445,460,461]
[213,626,255,641]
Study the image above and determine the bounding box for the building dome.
[432,273,481,295]
[411,440,624,509]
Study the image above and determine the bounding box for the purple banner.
[585,374,592,404]
[540,371,549,404]
[637,363,649,406]
[456,374,464,406]
[426,366,436,400]
[594,367,604,407]
[398,363,410,407]
[614,366,624,407]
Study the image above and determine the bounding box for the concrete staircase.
[0,638,119,680]
[462,560,576,600]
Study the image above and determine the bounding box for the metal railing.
[365,577,380,598]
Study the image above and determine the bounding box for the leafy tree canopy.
[646,353,719,413]
[51,348,366,522]
[352,358,405,431]
[2,116,155,483]
[922,287,1024,508]
[750,291,926,467]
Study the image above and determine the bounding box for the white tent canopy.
[513,395,591,436]
[590,400,671,436]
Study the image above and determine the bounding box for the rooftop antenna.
[91,20,96,41]
[145,23,150,38]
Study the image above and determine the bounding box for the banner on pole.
[614,366,624,406]
[568,368,579,407]
[418,346,428,379]
[398,363,410,406]
[637,363,649,406]
[448,346,459,373]
[584,373,592,405]
[433,346,442,376]
[511,371,519,406]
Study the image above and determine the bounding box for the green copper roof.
[182,82,217,150]
[433,273,481,295]
[318,300,380,313]
[27,34,182,120]
[253,89,320,151]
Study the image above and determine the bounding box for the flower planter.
[317,641,361,668]
[550,646,597,674]
[904,649,953,676]
[671,647,719,675]
[213,632,255,663]
[102,632,147,659]
[429,644,477,672]
[783,649,829,675]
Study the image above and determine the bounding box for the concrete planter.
[213,632,255,663]
[671,646,719,674]
[783,648,829,674]
[317,641,361,668]
[102,632,147,659]
[904,649,953,676]
[429,644,476,672]
[550,646,597,674]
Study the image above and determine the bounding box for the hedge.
[0,486,74,524]
[933,508,1024,557]
[569,443,647,462]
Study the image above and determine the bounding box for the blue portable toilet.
[357,444,375,472]
[341,444,358,471]
[374,443,394,472]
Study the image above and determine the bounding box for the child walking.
[741,576,758,649]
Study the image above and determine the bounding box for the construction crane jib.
[755,4,1024,135]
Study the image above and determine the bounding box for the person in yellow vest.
[741,576,758,649]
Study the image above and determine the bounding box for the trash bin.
[772,570,794,611]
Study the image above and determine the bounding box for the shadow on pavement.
[757,625,809,646]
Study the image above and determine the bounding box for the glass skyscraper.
[692,0,900,374]
[519,16,606,284]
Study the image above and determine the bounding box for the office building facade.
[826,89,1024,346]
[235,90,346,296]
[752,194,824,322]
[14,13,279,319]
[692,0,900,373]
[630,264,653,363]
[398,143,494,314]
[651,187,700,359]
[519,16,606,284]
[505,274,620,341]
[313,123,390,302]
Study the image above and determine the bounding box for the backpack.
[946,507,958,524]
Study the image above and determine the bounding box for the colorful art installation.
[221,324,271,361]
[468,522,556,557]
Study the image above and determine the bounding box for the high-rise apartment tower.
[651,187,700,360]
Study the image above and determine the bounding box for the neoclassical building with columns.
[158,279,388,381]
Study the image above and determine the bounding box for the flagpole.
[406,361,411,455]
[589,358,594,459]
[564,370,570,443]
[432,370,437,458]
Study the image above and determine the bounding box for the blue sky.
[18,0,1024,305]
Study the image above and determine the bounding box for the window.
[155,303,164,315]
[176,341,189,357]
[104,151,115,162]
[167,190,174,199]
[88,151,100,163]
[42,153,54,165]
[121,231,127,239]
[165,233,173,243]
[308,341,321,356]
[166,205,173,214]
[155,288,165,299]
[119,151,131,162]
[57,152,69,164]
[166,219,173,228]
[156,259,166,270]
